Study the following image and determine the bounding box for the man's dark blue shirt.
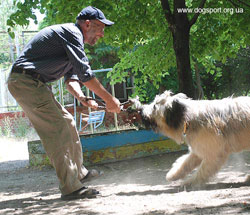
[13,23,95,83]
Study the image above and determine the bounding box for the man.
[8,6,120,200]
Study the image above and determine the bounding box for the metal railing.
[71,68,120,133]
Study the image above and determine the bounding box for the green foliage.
[190,1,250,70]
[0,53,10,64]
[6,0,250,100]
[108,34,176,100]
[203,47,250,98]
[1,0,17,31]
[87,42,119,70]
[193,46,250,99]
[88,43,120,89]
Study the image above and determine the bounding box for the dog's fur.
[131,91,250,186]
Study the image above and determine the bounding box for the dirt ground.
[1,138,250,215]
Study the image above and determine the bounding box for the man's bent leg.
[53,97,104,183]
[52,98,88,180]
[8,73,83,195]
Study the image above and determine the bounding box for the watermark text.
[177,7,244,15]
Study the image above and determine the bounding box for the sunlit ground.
[0,136,250,215]
[0,137,29,162]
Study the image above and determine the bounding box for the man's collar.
[75,22,83,35]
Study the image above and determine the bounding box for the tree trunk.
[172,0,195,98]
[160,0,205,98]
[172,28,195,97]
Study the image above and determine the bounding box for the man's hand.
[83,78,121,113]
[105,97,121,113]
[79,97,98,110]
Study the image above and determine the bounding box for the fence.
[0,68,17,112]
[0,31,38,112]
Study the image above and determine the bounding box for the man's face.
[84,20,105,46]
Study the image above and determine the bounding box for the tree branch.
[189,0,207,27]
[160,0,174,26]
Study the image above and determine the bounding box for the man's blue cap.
[76,6,114,26]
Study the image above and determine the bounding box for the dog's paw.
[166,172,175,181]
[181,175,207,188]
[181,178,195,187]
[166,171,181,181]
[166,166,187,181]
[179,179,202,191]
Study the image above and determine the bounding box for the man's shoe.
[80,169,104,183]
[61,186,100,201]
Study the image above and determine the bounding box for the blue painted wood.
[80,129,168,152]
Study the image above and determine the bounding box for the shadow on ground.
[1,151,250,215]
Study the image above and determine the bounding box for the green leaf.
[8,31,15,39]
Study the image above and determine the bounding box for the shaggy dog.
[130,91,250,186]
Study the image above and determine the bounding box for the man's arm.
[65,79,98,109]
[65,78,120,113]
